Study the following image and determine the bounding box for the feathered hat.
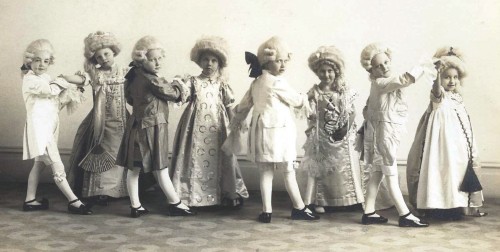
[190,36,229,68]
[433,46,466,78]
[257,36,291,66]
[83,31,121,64]
[308,45,345,73]
[360,43,392,71]
[131,36,165,62]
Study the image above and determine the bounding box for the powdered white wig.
[360,43,393,71]
[308,45,347,93]
[23,39,55,67]
[132,36,165,63]
[83,31,121,65]
[434,46,467,78]
[257,36,291,66]
[308,45,345,73]
[190,36,229,68]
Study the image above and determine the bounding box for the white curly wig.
[434,46,467,79]
[308,45,345,73]
[83,31,121,65]
[257,36,291,67]
[190,36,229,68]
[23,39,55,67]
[131,36,165,63]
[308,45,347,93]
[360,43,392,71]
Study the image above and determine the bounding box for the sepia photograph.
[0,0,499,251]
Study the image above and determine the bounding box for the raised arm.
[23,74,62,97]
[149,77,185,103]
[272,79,308,108]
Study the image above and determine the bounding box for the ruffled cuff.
[56,78,85,114]
[410,59,438,87]
[170,77,190,104]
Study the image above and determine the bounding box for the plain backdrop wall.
[1,0,499,187]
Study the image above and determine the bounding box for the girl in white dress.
[21,39,91,215]
[407,46,486,220]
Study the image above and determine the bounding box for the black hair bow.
[245,52,262,78]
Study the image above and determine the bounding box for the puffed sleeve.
[22,73,61,97]
[430,86,445,110]
[221,82,236,107]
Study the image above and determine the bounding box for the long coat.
[116,67,183,172]
[232,70,309,163]
[22,71,62,160]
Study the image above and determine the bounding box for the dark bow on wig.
[245,51,262,78]
[447,47,457,56]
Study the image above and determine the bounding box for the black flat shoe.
[258,212,272,223]
[291,206,320,220]
[130,205,149,218]
[23,198,49,211]
[168,201,196,216]
[68,199,93,215]
[361,212,388,225]
[398,212,429,227]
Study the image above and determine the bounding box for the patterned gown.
[300,85,365,207]
[170,75,249,207]
[67,65,128,199]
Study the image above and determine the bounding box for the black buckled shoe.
[398,212,429,227]
[130,205,149,218]
[291,206,320,220]
[23,198,49,211]
[68,199,93,215]
[361,212,388,225]
[168,201,196,216]
[258,212,272,223]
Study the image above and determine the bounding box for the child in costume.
[301,46,364,213]
[359,43,432,227]
[116,36,195,217]
[62,31,128,205]
[170,36,249,208]
[407,46,486,220]
[21,39,91,215]
[225,36,319,223]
